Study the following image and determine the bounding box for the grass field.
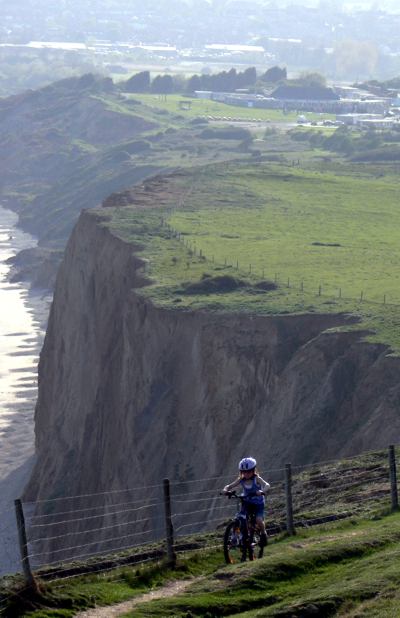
[107,157,400,352]
[127,93,335,124]
[8,512,400,617]
[170,163,400,299]
[126,513,400,617]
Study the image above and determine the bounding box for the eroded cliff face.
[26,209,400,502]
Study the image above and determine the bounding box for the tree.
[212,68,238,91]
[259,66,287,83]
[239,67,257,88]
[325,126,355,155]
[123,71,150,93]
[186,74,202,93]
[151,74,174,94]
[296,72,327,88]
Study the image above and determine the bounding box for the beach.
[0,206,51,576]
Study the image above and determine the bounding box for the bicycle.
[221,491,265,564]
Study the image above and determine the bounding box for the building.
[194,89,391,115]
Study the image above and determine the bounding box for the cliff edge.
[25,203,400,503]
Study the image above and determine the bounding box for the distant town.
[1,0,400,97]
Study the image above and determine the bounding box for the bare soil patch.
[74,577,197,617]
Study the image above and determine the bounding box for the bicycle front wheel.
[249,529,264,560]
[223,521,245,564]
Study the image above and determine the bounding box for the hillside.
[99,159,400,351]
[0,73,266,286]
[4,73,400,616]
[4,510,400,616]
[1,444,399,615]
[100,512,400,617]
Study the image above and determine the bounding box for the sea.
[0,205,51,576]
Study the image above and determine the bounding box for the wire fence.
[24,488,166,573]
[161,219,400,308]
[0,445,392,600]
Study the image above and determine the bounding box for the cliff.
[26,206,400,507]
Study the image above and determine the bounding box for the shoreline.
[0,205,52,576]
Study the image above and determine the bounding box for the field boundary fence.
[5,444,399,600]
[161,218,400,308]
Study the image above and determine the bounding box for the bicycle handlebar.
[220,490,265,498]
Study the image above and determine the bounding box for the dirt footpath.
[74,578,196,617]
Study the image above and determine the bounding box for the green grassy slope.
[128,93,335,124]
[1,448,396,617]
[0,75,265,248]
[104,155,400,352]
[168,162,400,300]
[7,513,400,617]
[121,513,400,618]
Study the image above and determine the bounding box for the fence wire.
[3,445,394,604]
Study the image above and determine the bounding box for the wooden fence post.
[163,479,177,567]
[14,499,39,591]
[389,445,399,512]
[285,464,296,536]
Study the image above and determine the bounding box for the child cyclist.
[222,457,269,547]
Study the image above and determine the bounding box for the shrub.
[180,274,246,294]
[199,127,252,140]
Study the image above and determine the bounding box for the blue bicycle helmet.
[239,457,257,471]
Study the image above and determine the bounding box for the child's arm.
[256,475,270,493]
[222,478,241,493]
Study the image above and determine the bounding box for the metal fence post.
[14,499,38,591]
[389,445,399,511]
[163,479,177,566]
[285,464,296,536]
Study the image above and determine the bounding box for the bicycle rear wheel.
[223,521,245,564]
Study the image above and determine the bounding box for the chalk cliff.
[26,199,400,507]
